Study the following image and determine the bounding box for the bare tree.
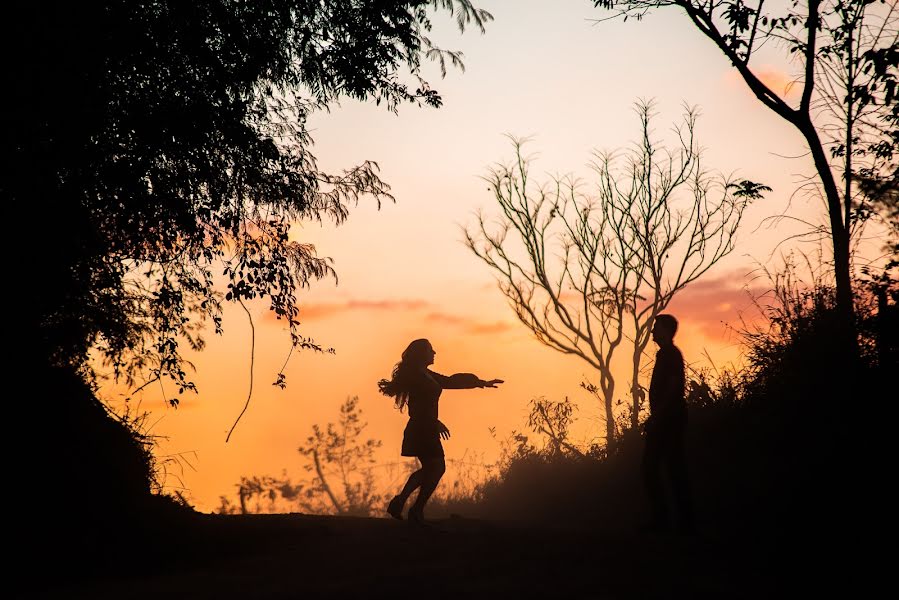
[601,102,769,428]
[594,0,899,352]
[466,144,633,446]
[466,102,767,445]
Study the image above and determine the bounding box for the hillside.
[33,511,812,599]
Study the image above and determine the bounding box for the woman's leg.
[409,456,446,520]
[388,464,425,519]
[398,467,425,502]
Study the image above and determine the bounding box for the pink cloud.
[724,65,800,100]
[260,299,515,335]
[262,299,430,323]
[665,273,766,341]
[425,312,515,335]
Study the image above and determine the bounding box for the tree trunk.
[602,377,616,450]
[312,448,343,513]
[876,285,888,368]
[630,346,644,431]
[798,118,856,349]
[605,390,616,450]
[833,226,854,326]
[239,487,248,515]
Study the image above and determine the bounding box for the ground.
[27,512,799,599]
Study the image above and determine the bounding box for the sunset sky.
[99,0,874,512]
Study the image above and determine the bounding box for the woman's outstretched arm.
[429,371,504,389]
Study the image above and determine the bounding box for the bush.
[446,260,896,540]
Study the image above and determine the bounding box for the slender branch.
[800,0,821,114]
[225,299,255,443]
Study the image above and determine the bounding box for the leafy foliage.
[11,1,492,407]
[740,252,898,399]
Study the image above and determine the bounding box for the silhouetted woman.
[378,338,503,525]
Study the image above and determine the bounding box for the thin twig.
[226,299,255,443]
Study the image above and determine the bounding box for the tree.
[12,0,492,403]
[603,103,768,430]
[7,0,491,538]
[296,396,384,516]
[466,102,765,445]
[593,0,899,351]
[218,397,383,516]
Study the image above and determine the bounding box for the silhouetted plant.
[217,473,303,515]
[296,396,384,516]
[220,397,384,516]
[685,367,745,409]
[739,251,897,407]
[526,397,584,458]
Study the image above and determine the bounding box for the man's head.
[651,314,678,346]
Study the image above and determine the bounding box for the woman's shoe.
[407,507,428,528]
[386,496,405,520]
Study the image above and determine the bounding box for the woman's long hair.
[378,338,431,411]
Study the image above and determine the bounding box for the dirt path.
[32,513,787,599]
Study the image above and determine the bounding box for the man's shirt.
[649,344,686,419]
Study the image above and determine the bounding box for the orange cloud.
[468,321,516,334]
[725,65,800,100]
[425,312,515,335]
[263,299,431,323]
[260,298,514,335]
[758,67,800,99]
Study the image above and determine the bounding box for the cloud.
[424,312,467,326]
[262,299,430,323]
[260,299,514,335]
[259,277,761,341]
[724,65,800,100]
[665,273,766,341]
[467,321,516,334]
[425,312,515,335]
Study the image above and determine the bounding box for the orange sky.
[97,0,879,512]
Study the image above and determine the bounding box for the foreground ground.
[25,511,809,599]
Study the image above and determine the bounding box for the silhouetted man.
[643,313,693,533]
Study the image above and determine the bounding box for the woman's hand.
[481,379,504,388]
[437,420,451,440]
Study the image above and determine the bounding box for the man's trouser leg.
[667,423,693,530]
[642,427,667,528]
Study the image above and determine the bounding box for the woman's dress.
[401,370,482,458]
